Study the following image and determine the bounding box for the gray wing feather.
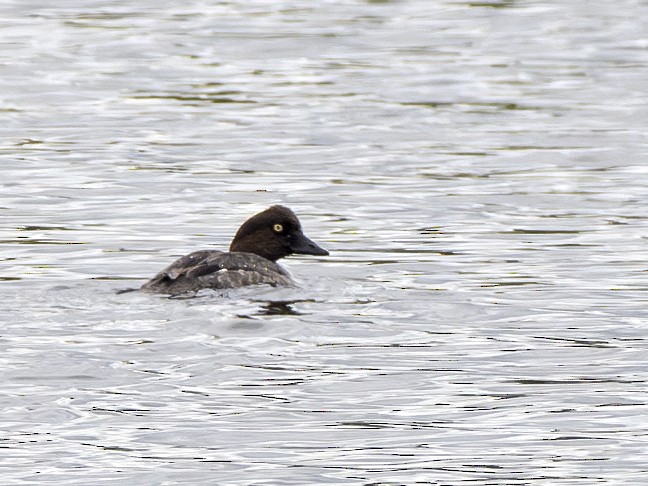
[141,251,293,294]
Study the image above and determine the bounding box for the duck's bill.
[290,232,329,256]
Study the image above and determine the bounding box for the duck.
[140,205,329,294]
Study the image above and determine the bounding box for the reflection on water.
[1,0,648,484]
[254,301,303,316]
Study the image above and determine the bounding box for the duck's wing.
[141,251,293,294]
[187,252,294,289]
[164,250,220,279]
[140,250,223,293]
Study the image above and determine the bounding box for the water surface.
[1,1,647,484]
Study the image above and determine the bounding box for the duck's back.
[140,250,294,294]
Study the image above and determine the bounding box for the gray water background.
[1,1,648,484]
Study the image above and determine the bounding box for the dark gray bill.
[290,232,329,256]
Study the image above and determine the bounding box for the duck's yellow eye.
[273,223,283,233]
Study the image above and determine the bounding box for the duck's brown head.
[229,205,329,262]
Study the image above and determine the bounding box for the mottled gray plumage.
[140,205,328,295]
[140,250,293,294]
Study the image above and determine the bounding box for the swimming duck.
[140,205,329,294]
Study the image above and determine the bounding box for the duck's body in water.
[140,205,329,295]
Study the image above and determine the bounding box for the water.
[1,1,648,484]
